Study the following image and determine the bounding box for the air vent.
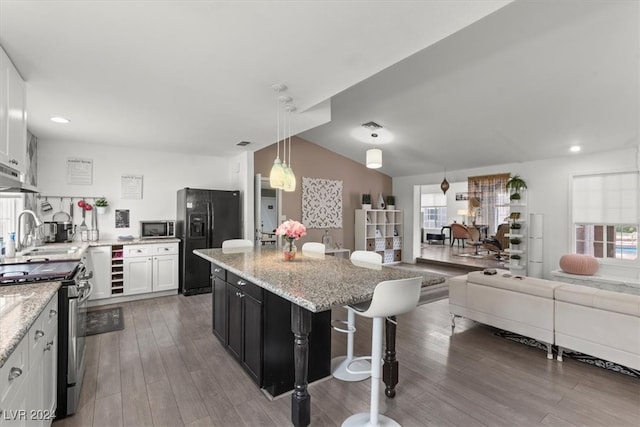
[236,141,251,147]
[362,121,383,130]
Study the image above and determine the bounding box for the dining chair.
[301,242,325,258]
[331,251,382,382]
[342,276,423,427]
[450,223,470,247]
[466,225,483,256]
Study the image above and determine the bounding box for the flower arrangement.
[275,220,307,259]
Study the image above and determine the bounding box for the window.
[0,194,24,242]
[575,224,637,260]
[421,193,447,229]
[572,171,639,262]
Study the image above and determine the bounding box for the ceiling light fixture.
[50,116,70,124]
[269,84,286,189]
[282,104,297,192]
[440,168,450,194]
[570,145,581,153]
[366,133,382,169]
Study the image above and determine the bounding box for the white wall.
[37,140,250,240]
[395,147,640,280]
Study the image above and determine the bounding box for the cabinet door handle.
[35,330,45,340]
[49,309,57,318]
[214,268,221,273]
[8,367,23,381]
[237,280,246,286]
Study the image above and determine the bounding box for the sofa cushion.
[555,284,640,317]
[467,271,560,298]
[559,254,599,276]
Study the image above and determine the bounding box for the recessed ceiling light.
[570,145,581,153]
[50,117,70,124]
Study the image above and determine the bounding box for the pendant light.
[282,104,297,192]
[440,168,450,194]
[366,133,382,169]
[269,84,286,189]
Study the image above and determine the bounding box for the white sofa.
[449,270,640,370]
[449,270,561,358]
[555,283,640,370]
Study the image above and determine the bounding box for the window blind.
[572,171,639,224]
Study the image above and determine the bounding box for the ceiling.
[1,1,638,178]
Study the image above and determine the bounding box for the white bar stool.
[331,251,382,382]
[302,242,325,258]
[342,276,423,427]
[221,239,254,253]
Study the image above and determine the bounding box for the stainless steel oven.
[0,259,92,419]
[56,264,92,418]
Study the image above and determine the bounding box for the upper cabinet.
[0,45,27,177]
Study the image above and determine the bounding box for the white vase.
[377,193,385,210]
[96,206,107,214]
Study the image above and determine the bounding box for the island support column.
[291,304,312,427]
[383,315,398,398]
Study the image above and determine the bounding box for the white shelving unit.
[504,197,528,275]
[355,209,403,264]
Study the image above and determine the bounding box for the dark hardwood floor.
[54,265,639,427]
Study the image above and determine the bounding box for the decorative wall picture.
[455,192,469,201]
[121,174,143,199]
[115,209,130,228]
[301,177,343,229]
[67,158,93,185]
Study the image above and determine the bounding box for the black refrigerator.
[177,188,241,295]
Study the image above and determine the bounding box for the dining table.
[194,246,445,427]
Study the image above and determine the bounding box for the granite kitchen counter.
[195,246,445,312]
[87,237,180,246]
[0,281,61,368]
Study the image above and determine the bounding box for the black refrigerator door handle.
[207,202,212,247]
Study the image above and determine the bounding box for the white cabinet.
[0,294,58,427]
[123,242,178,295]
[354,209,403,264]
[87,246,112,300]
[0,45,27,176]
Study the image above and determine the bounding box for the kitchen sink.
[20,246,80,257]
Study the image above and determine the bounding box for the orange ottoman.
[559,254,599,276]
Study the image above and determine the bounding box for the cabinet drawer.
[124,245,150,258]
[0,335,27,405]
[211,264,226,281]
[151,243,178,255]
[29,297,57,367]
[227,271,262,302]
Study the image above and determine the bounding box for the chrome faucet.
[16,210,43,252]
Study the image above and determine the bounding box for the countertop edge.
[0,281,62,368]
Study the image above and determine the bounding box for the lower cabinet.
[122,243,179,296]
[0,293,58,427]
[211,264,330,395]
[226,271,263,384]
[87,246,112,300]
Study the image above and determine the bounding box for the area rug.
[494,329,639,379]
[86,307,124,336]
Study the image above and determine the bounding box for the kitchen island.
[194,246,445,427]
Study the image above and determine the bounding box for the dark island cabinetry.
[211,263,330,396]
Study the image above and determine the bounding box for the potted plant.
[362,193,372,210]
[510,222,522,230]
[506,174,527,201]
[95,197,108,214]
[510,237,522,245]
[510,253,521,266]
[385,195,395,210]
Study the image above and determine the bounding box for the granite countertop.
[0,238,180,265]
[0,281,61,368]
[195,246,445,313]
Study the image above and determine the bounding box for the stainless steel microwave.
[140,220,175,239]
